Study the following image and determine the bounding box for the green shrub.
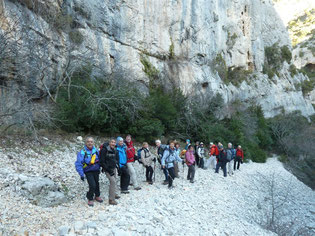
[212,53,228,82]
[278,154,288,163]
[54,13,73,31]
[169,39,175,59]
[265,44,282,69]
[69,30,84,45]
[55,67,141,135]
[263,44,293,80]
[127,118,164,142]
[301,78,315,96]
[281,45,292,63]
[140,55,159,84]
[248,145,267,163]
[227,66,252,87]
[289,64,298,77]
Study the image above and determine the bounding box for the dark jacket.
[218,148,228,163]
[100,143,119,174]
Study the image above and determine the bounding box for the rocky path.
[0,138,314,236]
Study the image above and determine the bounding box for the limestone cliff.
[0,0,314,121]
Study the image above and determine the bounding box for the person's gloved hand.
[80,176,84,181]
[117,168,122,176]
[153,158,156,163]
[109,170,115,176]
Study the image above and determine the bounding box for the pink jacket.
[185,150,195,166]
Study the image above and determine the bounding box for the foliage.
[127,118,164,143]
[69,30,84,45]
[289,64,298,77]
[267,112,315,189]
[280,45,292,64]
[227,67,252,87]
[169,39,175,59]
[212,53,228,82]
[54,13,73,31]
[55,67,141,135]
[140,55,159,86]
[263,44,292,80]
[287,8,315,46]
[299,65,315,96]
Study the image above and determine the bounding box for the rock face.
[0,0,314,118]
[0,168,67,207]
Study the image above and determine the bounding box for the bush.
[301,78,315,96]
[127,118,164,143]
[289,64,298,77]
[69,30,84,45]
[140,55,159,81]
[54,13,73,31]
[263,44,292,80]
[212,53,228,82]
[280,45,292,64]
[55,67,141,135]
[243,142,267,163]
[227,66,252,87]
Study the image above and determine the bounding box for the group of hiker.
[75,136,244,206]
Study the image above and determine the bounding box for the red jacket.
[210,144,217,156]
[125,141,136,163]
[236,148,244,160]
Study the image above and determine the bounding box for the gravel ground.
[0,136,314,236]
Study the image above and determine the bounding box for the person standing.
[234,145,244,170]
[215,144,228,177]
[125,135,141,191]
[156,140,168,185]
[197,142,205,169]
[194,141,200,167]
[75,137,103,207]
[162,141,183,189]
[209,142,217,170]
[100,138,120,205]
[141,142,156,184]
[174,142,181,178]
[226,143,235,176]
[185,145,196,183]
[184,139,191,150]
[116,137,130,194]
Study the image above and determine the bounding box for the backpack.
[231,149,236,159]
[226,149,232,161]
[158,145,168,156]
[215,145,220,156]
[99,142,109,153]
[137,148,149,164]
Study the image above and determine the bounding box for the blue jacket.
[116,144,127,168]
[75,146,100,177]
[162,148,182,168]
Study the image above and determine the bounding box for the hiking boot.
[134,187,141,191]
[88,200,94,207]
[148,181,153,185]
[95,197,103,203]
[190,180,194,183]
[115,195,121,199]
[129,183,134,186]
[109,199,118,205]
[121,190,130,194]
[168,185,174,189]
[162,180,168,185]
